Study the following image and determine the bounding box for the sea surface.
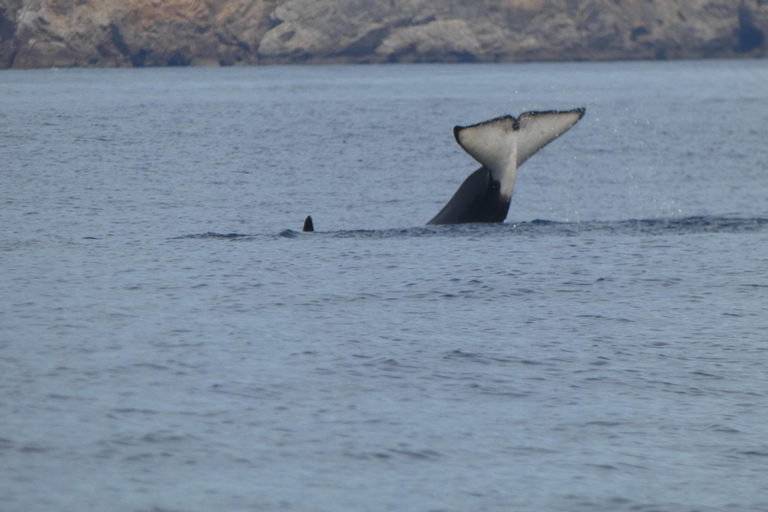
[2,60,768,512]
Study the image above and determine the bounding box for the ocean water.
[2,60,768,512]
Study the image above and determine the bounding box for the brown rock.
[377,19,483,62]
[0,0,765,69]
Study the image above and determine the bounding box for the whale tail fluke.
[303,215,314,232]
[452,108,585,197]
[429,108,585,225]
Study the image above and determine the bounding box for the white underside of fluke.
[453,108,585,199]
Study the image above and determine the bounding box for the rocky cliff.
[1,0,766,69]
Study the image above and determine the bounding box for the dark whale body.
[427,166,509,225]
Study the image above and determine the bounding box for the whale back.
[426,166,510,225]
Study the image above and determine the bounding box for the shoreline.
[1,54,766,72]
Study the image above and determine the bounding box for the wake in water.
[173,216,768,241]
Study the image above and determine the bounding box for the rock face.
[1,0,766,69]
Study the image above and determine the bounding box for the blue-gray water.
[2,60,768,512]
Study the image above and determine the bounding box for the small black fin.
[303,215,314,232]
